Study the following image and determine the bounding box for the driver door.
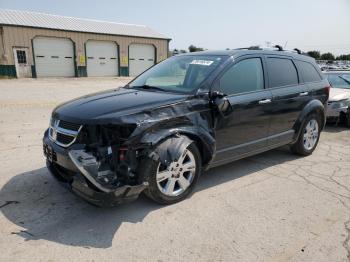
[212,56,273,165]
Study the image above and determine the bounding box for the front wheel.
[139,141,201,204]
[290,114,321,156]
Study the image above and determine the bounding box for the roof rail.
[235,45,285,52]
[234,45,306,56]
[293,48,302,54]
[274,45,283,51]
[235,46,262,50]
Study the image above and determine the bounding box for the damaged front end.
[43,88,216,207]
[44,122,149,207]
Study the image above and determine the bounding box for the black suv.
[43,48,329,206]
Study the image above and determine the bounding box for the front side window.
[128,55,226,93]
[295,60,322,83]
[327,74,350,89]
[267,58,298,88]
[218,58,264,95]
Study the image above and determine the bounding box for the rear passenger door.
[213,56,272,163]
[265,56,305,145]
[294,60,324,102]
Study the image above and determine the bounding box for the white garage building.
[0,9,170,78]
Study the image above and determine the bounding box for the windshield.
[128,55,226,93]
[327,73,350,89]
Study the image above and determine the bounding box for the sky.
[0,0,349,55]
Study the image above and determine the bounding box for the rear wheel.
[291,114,321,156]
[139,141,201,204]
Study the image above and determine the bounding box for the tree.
[307,51,321,60]
[188,45,204,52]
[320,52,335,60]
[336,54,350,60]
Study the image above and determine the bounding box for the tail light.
[325,85,330,94]
[325,85,330,98]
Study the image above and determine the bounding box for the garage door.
[86,41,119,77]
[33,37,75,77]
[129,44,155,76]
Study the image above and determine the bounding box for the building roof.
[0,9,170,40]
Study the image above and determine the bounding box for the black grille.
[59,120,81,131]
[56,133,75,145]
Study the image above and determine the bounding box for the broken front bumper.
[43,131,147,207]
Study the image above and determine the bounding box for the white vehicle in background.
[324,71,350,126]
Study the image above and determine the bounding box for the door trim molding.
[212,129,295,168]
[216,129,294,154]
[209,130,295,168]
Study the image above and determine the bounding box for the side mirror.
[211,91,232,116]
[211,90,226,99]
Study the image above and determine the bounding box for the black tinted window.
[267,58,298,88]
[295,61,322,83]
[219,58,264,95]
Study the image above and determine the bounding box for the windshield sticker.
[190,60,214,66]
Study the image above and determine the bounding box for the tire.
[138,141,201,204]
[290,113,321,156]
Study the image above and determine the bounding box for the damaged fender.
[139,126,216,168]
[148,135,193,166]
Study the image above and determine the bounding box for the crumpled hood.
[52,88,188,124]
[329,88,350,102]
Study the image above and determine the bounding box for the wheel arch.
[139,127,215,166]
[179,132,213,166]
[293,99,325,140]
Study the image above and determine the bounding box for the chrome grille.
[58,120,81,131]
[49,119,82,147]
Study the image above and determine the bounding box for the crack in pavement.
[0,200,19,209]
[246,142,350,260]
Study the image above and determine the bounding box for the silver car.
[324,71,350,126]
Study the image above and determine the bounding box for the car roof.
[178,49,315,63]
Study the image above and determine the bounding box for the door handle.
[258,99,272,105]
[299,92,309,96]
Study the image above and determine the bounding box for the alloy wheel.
[156,149,196,196]
[303,119,319,151]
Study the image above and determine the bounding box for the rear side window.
[219,58,264,95]
[267,58,298,88]
[295,61,322,83]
